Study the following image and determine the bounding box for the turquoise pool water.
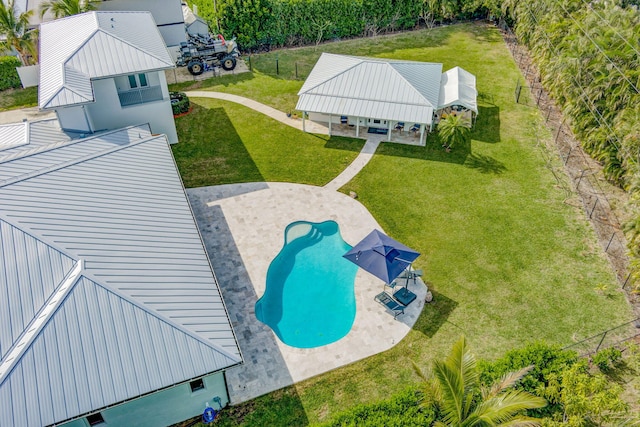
[255,220,358,348]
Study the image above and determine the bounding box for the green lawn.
[172,99,364,187]
[176,22,633,426]
[0,86,37,111]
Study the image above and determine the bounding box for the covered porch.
[301,113,429,146]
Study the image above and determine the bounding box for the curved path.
[184,90,381,190]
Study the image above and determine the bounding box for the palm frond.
[484,365,534,399]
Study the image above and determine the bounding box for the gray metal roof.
[39,11,175,110]
[0,123,27,152]
[439,66,478,114]
[296,53,443,124]
[0,130,241,426]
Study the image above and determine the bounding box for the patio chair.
[375,291,405,319]
[395,122,405,131]
[340,116,348,124]
[410,124,420,132]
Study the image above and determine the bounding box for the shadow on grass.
[169,71,256,92]
[323,135,367,152]
[374,133,471,165]
[411,290,458,338]
[472,105,500,143]
[214,387,309,426]
[464,153,507,174]
[172,104,264,187]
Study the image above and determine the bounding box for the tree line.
[190,0,497,50]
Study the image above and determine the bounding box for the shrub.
[478,342,578,417]
[0,56,22,91]
[319,387,436,427]
[170,91,190,115]
[591,347,622,373]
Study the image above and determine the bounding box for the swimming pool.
[255,220,358,348]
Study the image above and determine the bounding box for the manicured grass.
[0,86,38,111]
[172,99,364,187]
[174,22,634,426]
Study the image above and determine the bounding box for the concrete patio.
[188,183,428,404]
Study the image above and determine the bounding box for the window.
[190,378,205,392]
[86,413,105,426]
[373,119,381,124]
[127,75,137,89]
[127,74,148,89]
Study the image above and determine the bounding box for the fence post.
[276,55,279,75]
[605,233,615,252]
[546,106,551,122]
[295,62,298,79]
[564,146,572,165]
[623,272,631,289]
[536,88,543,105]
[589,198,598,219]
[576,169,585,188]
[248,55,252,71]
[595,331,608,353]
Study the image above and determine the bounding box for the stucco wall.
[60,372,229,427]
[85,73,178,144]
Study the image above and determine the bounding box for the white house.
[38,11,179,143]
[0,123,243,427]
[296,53,478,145]
[0,11,243,427]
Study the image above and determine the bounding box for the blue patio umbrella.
[343,230,420,284]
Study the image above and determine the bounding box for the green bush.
[478,342,578,417]
[592,347,622,373]
[319,387,436,427]
[0,56,22,91]
[170,92,190,115]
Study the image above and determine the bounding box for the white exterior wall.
[56,105,92,133]
[85,72,178,143]
[60,372,229,427]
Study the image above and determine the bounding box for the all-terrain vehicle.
[176,34,240,75]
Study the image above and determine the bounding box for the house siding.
[59,372,229,427]
[85,73,178,143]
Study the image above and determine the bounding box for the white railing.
[118,85,164,107]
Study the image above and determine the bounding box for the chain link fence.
[501,22,634,293]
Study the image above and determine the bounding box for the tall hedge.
[0,56,22,91]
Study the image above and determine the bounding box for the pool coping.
[187,182,427,404]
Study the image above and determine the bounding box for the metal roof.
[0,130,241,426]
[39,11,175,110]
[438,66,478,114]
[296,53,443,124]
[0,123,27,152]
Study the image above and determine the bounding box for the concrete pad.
[188,183,427,404]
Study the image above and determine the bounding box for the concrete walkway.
[184,90,329,134]
[184,90,381,190]
[0,107,55,125]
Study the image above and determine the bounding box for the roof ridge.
[388,62,436,108]
[96,27,175,68]
[80,272,242,363]
[0,132,155,189]
[298,54,364,95]
[0,124,148,165]
[0,260,83,386]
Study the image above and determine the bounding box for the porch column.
[328,115,332,136]
[302,112,306,132]
[356,117,359,138]
[387,123,392,142]
[420,125,425,145]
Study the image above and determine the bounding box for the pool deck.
[188,183,427,404]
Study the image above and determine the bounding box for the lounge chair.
[399,269,423,285]
[375,292,405,319]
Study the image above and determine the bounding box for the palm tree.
[421,336,546,426]
[438,113,471,151]
[0,0,37,65]
[39,0,95,19]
